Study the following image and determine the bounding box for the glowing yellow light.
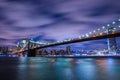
[99,33,103,35]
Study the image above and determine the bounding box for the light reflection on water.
[0,57,120,80]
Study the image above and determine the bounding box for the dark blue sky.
[0,0,120,50]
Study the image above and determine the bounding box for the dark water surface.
[0,57,120,80]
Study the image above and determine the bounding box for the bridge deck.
[15,32,120,53]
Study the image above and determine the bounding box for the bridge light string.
[52,19,117,46]
[112,21,116,24]
[80,18,119,39]
[34,19,120,45]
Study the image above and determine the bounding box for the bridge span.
[35,32,120,49]
[14,32,120,56]
[13,19,120,56]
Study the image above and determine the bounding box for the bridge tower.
[107,27,117,54]
[27,40,37,57]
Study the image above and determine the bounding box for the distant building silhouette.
[0,46,9,54]
[66,46,71,54]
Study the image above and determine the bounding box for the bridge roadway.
[17,32,120,54]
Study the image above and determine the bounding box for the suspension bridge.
[12,19,120,57]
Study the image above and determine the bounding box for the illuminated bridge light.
[107,24,110,26]
[93,30,96,33]
[102,26,105,29]
[64,40,67,42]
[89,32,92,34]
[104,31,107,33]
[113,28,116,30]
[86,34,89,37]
[97,28,100,31]
[118,19,120,21]
[119,26,120,28]
[82,35,84,37]
[99,33,103,35]
[112,21,116,24]
[57,41,60,43]
[78,36,82,39]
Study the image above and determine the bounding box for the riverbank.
[39,55,120,58]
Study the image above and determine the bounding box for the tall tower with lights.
[107,27,117,54]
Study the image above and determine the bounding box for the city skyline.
[0,0,120,50]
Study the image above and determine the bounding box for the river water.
[0,57,120,80]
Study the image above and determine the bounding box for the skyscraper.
[66,46,71,54]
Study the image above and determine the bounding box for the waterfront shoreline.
[39,55,120,58]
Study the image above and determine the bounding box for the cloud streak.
[0,0,120,49]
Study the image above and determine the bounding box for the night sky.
[0,0,120,50]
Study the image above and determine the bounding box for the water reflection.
[0,57,120,80]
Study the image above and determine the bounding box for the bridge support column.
[27,49,36,57]
[27,40,36,57]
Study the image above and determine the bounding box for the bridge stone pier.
[27,49,37,57]
[27,40,37,57]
